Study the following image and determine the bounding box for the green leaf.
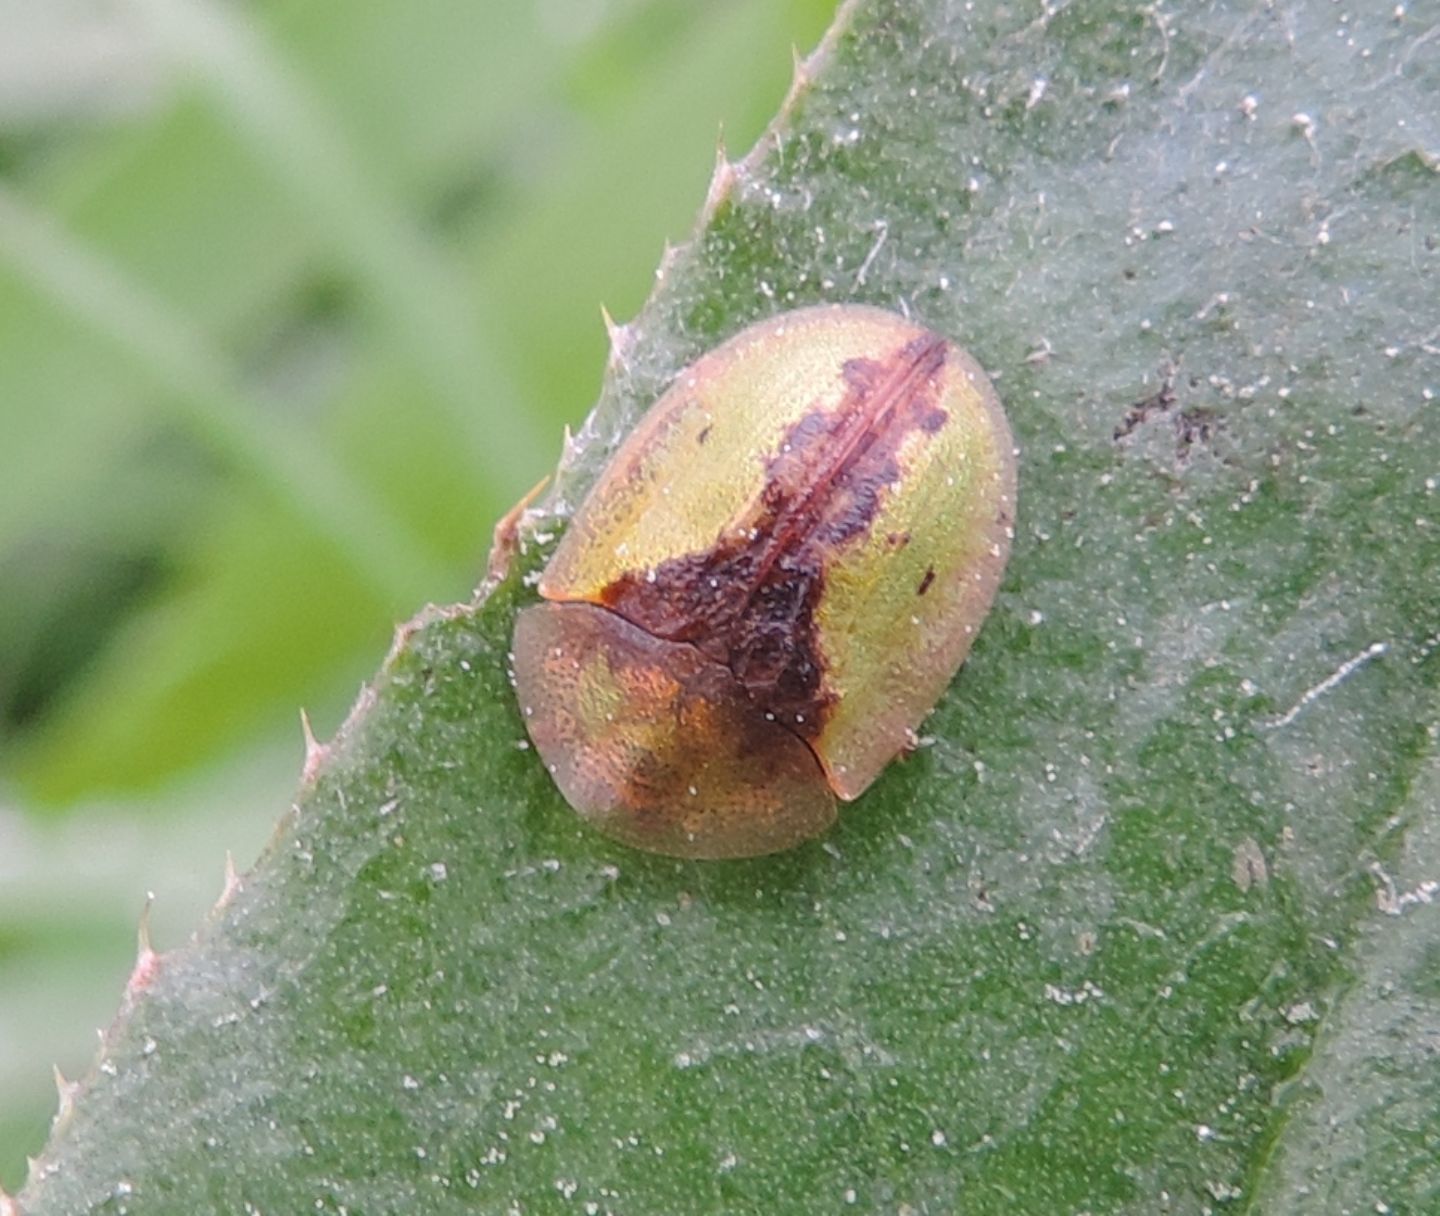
[16,0,1440,1211]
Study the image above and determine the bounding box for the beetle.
[512,304,1016,859]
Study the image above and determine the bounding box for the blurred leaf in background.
[0,0,834,1187]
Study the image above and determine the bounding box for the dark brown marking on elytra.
[568,613,820,827]
[597,333,950,741]
[919,406,948,433]
[917,566,936,597]
[696,424,713,445]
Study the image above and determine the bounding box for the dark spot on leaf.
[917,567,936,596]
[1175,407,1222,459]
[1114,369,1177,441]
[697,425,712,445]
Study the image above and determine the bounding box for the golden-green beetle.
[512,304,1016,860]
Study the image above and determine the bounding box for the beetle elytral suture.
[511,304,1017,859]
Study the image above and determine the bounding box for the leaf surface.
[19,1,1440,1212]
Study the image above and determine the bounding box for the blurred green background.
[0,0,834,1186]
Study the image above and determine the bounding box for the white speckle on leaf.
[854,220,888,286]
[1370,861,1439,915]
[1044,980,1104,1006]
[1263,642,1388,730]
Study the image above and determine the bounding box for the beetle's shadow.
[513,743,946,921]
